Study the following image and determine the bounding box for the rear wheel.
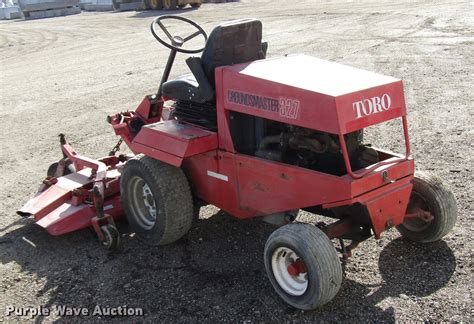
[190,3,201,8]
[264,223,342,310]
[121,155,193,245]
[397,171,457,243]
[163,0,177,9]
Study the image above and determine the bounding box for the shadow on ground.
[128,7,198,19]
[0,211,455,322]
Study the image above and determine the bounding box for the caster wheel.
[100,224,120,251]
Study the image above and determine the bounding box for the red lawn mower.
[18,16,457,309]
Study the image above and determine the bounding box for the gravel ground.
[0,0,472,322]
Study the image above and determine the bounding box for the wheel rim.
[404,192,432,232]
[271,247,308,296]
[128,176,157,230]
[101,227,112,248]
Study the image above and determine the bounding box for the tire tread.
[122,155,193,245]
[264,223,342,309]
[397,171,457,243]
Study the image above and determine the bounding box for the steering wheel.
[150,15,207,54]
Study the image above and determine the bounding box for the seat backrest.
[201,18,263,84]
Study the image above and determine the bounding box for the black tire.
[397,171,457,243]
[163,0,177,10]
[120,155,193,246]
[146,0,163,10]
[100,224,120,251]
[190,3,201,8]
[264,223,342,310]
[47,162,75,177]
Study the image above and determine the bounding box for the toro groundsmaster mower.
[18,16,457,309]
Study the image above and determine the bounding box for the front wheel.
[397,171,457,243]
[264,223,342,310]
[120,155,194,246]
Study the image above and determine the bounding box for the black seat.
[162,18,265,103]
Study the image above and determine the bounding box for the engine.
[229,112,379,176]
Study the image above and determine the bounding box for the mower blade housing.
[17,168,122,236]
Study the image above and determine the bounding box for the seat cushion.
[161,74,207,103]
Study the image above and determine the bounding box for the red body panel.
[324,177,413,235]
[183,151,246,217]
[131,120,218,167]
[234,154,350,214]
[183,149,414,236]
[346,156,414,197]
[218,54,406,135]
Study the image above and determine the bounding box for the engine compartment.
[170,103,381,176]
[229,111,380,176]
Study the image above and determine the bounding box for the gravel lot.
[0,0,472,322]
